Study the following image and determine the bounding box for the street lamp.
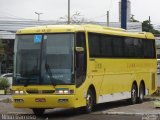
[68,0,70,24]
[35,12,43,21]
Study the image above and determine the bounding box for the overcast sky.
[0,0,159,25]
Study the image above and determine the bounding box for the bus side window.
[75,32,87,87]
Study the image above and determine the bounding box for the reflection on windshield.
[14,34,74,85]
[42,34,74,85]
[15,35,40,86]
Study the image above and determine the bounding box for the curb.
[100,111,160,116]
[91,97,160,116]
[144,97,160,101]
[0,98,9,102]
[103,111,142,115]
[0,96,12,102]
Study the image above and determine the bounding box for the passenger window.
[112,37,124,57]
[88,33,101,57]
[101,35,113,57]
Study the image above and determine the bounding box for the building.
[119,0,131,22]
[95,22,142,32]
[0,20,57,75]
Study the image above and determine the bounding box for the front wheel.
[32,108,45,116]
[85,90,94,113]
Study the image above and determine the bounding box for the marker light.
[55,88,74,94]
[13,90,25,95]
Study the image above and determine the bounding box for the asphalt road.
[35,100,160,120]
[37,114,142,120]
[0,98,158,120]
[0,102,143,120]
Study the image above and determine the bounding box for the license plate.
[35,98,46,102]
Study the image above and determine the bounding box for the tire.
[130,84,137,104]
[138,83,144,103]
[85,89,94,113]
[32,108,45,116]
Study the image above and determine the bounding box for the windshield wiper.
[45,64,57,86]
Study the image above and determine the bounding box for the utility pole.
[121,0,127,29]
[149,16,151,32]
[149,16,151,26]
[35,12,43,21]
[107,11,109,27]
[68,0,70,24]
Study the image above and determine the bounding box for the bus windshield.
[14,33,74,86]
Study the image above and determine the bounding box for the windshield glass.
[43,34,74,85]
[14,33,74,85]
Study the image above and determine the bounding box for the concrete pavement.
[1,96,160,120]
[93,100,160,116]
[0,95,11,102]
[0,95,160,115]
[1,95,160,119]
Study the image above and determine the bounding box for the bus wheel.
[138,83,144,103]
[130,84,137,104]
[85,89,94,113]
[32,108,45,116]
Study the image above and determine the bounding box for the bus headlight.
[55,88,74,94]
[64,90,69,94]
[13,90,25,95]
[19,91,24,94]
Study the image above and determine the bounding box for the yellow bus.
[12,24,157,115]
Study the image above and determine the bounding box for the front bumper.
[12,94,77,108]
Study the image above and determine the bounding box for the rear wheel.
[138,83,145,103]
[130,84,137,104]
[85,89,94,113]
[32,108,45,116]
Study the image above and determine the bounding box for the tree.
[58,11,94,24]
[0,41,5,62]
[59,11,83,24]
[142,20,160,34]
[0,77,10,90]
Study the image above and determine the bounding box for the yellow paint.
[13,24,157,109]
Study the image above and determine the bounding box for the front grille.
[26,90,38,94]
[26,90,55,94]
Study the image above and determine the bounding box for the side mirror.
[75,47,84,52]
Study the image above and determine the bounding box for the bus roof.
[16,24,155,39]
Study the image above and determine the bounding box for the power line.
[0,16,36,21]
[0,11,35,21]
[0,29,16,33]
[87,14,106,21]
